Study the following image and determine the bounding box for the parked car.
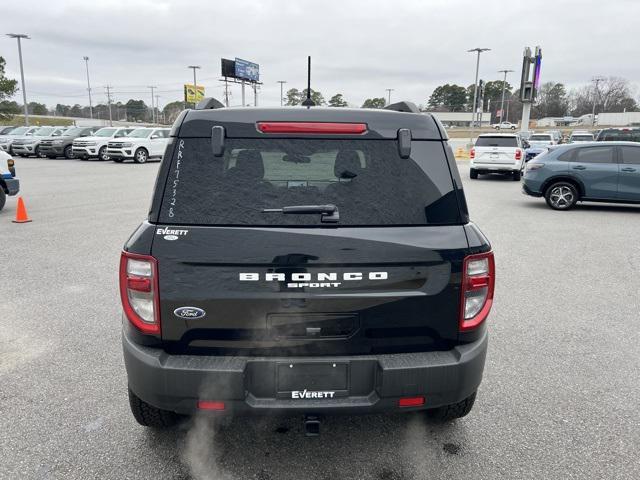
[121,101,493,429]
[0,149,19,211]
[568,131,594,143]
[0,126,40,155]
[596,128,640,142]
[107,127,170,163]
[518,130,534,141]
[525,133,556,161]
[470,133,526,180]
[39,126,99,159]
[11,126,69,157]
[523,142,640,210]
[0,126,18,136]
[72,126,136,160]
[545,130,563,144]
[492,122,517,130]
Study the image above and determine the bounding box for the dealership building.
[426,111,493,127]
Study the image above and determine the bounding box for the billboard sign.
[234,58,259,82]
[184,84,205,103]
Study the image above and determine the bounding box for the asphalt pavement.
[1,156,639,480]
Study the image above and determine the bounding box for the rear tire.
[427,391,476,421]
[128,387,181,428]
[513,170,521,181]
[470,168,478,179]
[544,181,578,210]
[0,189,6,211]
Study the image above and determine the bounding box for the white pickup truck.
[492,122,518,130]
[106,127,171,163]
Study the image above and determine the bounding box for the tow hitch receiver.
[304,415,321,437]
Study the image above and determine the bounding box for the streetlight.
[591,76,605,127]
[187,65,201,108]
[7,33,30,126]
[277,80,287,106]
[468,48,490,142]
[385,88,394,105]
[497,69,514,123]
[83,56,93,119]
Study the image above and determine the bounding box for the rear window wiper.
[262,204,340,223]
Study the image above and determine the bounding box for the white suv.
[72,127,136,161]
[106,128,170,163]
[470,133,525,181]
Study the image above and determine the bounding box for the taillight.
[460,251,495,331]
[470,148,475,159]
[119,251,160,335]
[398,396,425,408]
[257,122,367,134]
[515,149,522,160]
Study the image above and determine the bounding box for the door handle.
[621,167,636,172]
[572,165,586,170]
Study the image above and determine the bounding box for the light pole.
[385,88,394,105]
[591,76,605,127]
[148,86,156,123]
[277,80,287,106]
[7,33,30,126]
[187,65,200,108]
[497,69,514,124]
[83,56,93,119]
[468,48,490,143]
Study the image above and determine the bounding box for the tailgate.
[475,147,516,164]
[152,225,468,356]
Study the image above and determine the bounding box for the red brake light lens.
[459,251,495,332]
[470,148,475,159]
[515,149,522,160]
[398,396,425,408]
[257,122,367,135]
[197,400,226,411]
[119,251,160,335]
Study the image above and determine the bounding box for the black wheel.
[128,387,181,428]
[134,148,148,164]
[0,189,6,211]
[511,126,516,130]
[470,168,478,179]
[35,146,44,158]
[98,146,109,161]
[544,181,578,210]
[427,391,476,421]
[513,170,521,181]
[64,145,75,159]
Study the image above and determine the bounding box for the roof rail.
[195,97,225,110]
[384,101,420,113]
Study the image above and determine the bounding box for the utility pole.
[253,83,258,107]
[277,80,287,106]
[241,80,246,107]
[7,33,30,126]
[83,56,93,119]
[591,76,605,127]
[187,65,200,108]
[224,79,230,107]
[105,85,113,126]
[155,94,160,124]
[468,48,491,145]
[148,86,156,124]
[385,88,394,105]
[497,69,514,123]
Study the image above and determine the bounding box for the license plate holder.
[276,362,348,398]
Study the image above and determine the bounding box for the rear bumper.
[522,182,543,197]
[123,330,488,415]
[470,161,520,172]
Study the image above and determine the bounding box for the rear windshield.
[530,135,552,141]
[598,130,640,142]
[570,135,593,141]
[158,138,461,226]
[475,136,517,147]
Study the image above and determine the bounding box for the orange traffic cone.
[12,196,32,223]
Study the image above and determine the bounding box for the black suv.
[120,101,494,432]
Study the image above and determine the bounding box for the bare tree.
[569,77,637,116]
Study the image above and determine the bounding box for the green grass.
[0,115,74,127]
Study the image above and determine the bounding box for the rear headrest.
[334,150,363,178]
[233,149,264,179]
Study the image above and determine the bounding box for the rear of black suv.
[121,104,494,428]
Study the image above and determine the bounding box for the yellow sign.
[184,84,205,103]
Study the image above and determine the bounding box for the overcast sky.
[2,0,639,110]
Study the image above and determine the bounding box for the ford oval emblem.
[173,306,206,319]
[164,234,179,241]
